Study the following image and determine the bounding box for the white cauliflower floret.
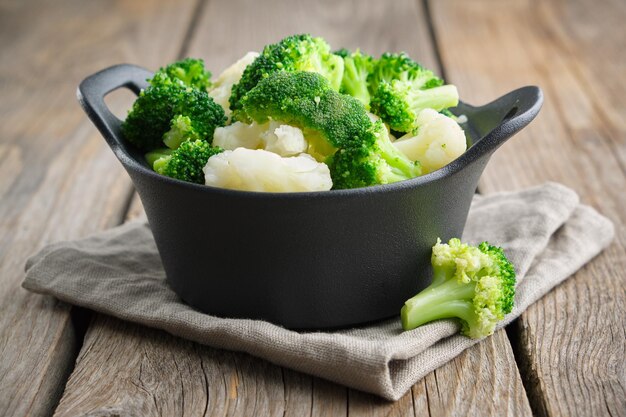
[204,148,332,192]
[392,108,467,174]
[261,121,308,156]
[212,121,266,150]
[213,121,309,158]
[209,51,259,118]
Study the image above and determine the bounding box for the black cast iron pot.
[78,64,543,329]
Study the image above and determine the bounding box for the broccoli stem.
[401,278,476,330]
[409,85,459,113]
[152,155,172,174]
[145,148,173,167]
[163,115,196,149]
[342,56,370,108]
[376,129,422,180]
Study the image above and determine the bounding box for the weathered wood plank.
[430,0,626,416]
[64,316,217,416]
[54,0,532,415]
[191,0,439,75]
[418,330,532,416]
[536,0,626,167]
[57,313,348,417]
[0,0,198,416]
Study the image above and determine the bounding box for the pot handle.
[456,86,544,161]
[76,64,152,169]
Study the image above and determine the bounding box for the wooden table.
[1,0,624,415]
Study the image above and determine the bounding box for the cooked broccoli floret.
[368,52,435,94]
[229,34,344,120]
[332,48,350,58]
[162,114,201,149]
[241,70,367,150]
[151,139,223,184]
[401,238,516,339]
[337,50,374,108]
[329,121,422,189]
[149,58,212,91]
[371,80,459,133]
[122,83,226,151]
[241,71,421,189]
[368,52,458,132]
[144,147,173,167]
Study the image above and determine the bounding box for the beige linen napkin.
[22,182,614,400]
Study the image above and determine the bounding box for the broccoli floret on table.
[401,238,516,339]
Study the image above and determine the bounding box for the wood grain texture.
[430,0,626,416]
[56,315,351,417]
[52,0,532,416]
[188,0,440,74]
[0,0,197,416]
[416,330,531,416]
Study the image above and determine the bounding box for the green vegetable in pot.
[121,35,468,190]
[122,59,226,151]
[229,34,345,121]
[334,48,375,109]
[149,57,212,91]
[150,139,223,184]
[369,52,459,133]
[241,71,421,189]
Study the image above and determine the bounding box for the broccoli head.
[241,70,369,152]
[368,52,438,93]
[401,238,516,339]
[329,121,421,189]
[368,52,458,132]
[337,49,374,108]
[332,48,350,58]
[149,58,212,91]
[162,114,201,149]
[122,83,226,151]
[151,139,223,184]
[241,71,421,189]
[370,80,459,132]
[229,34,344,120]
